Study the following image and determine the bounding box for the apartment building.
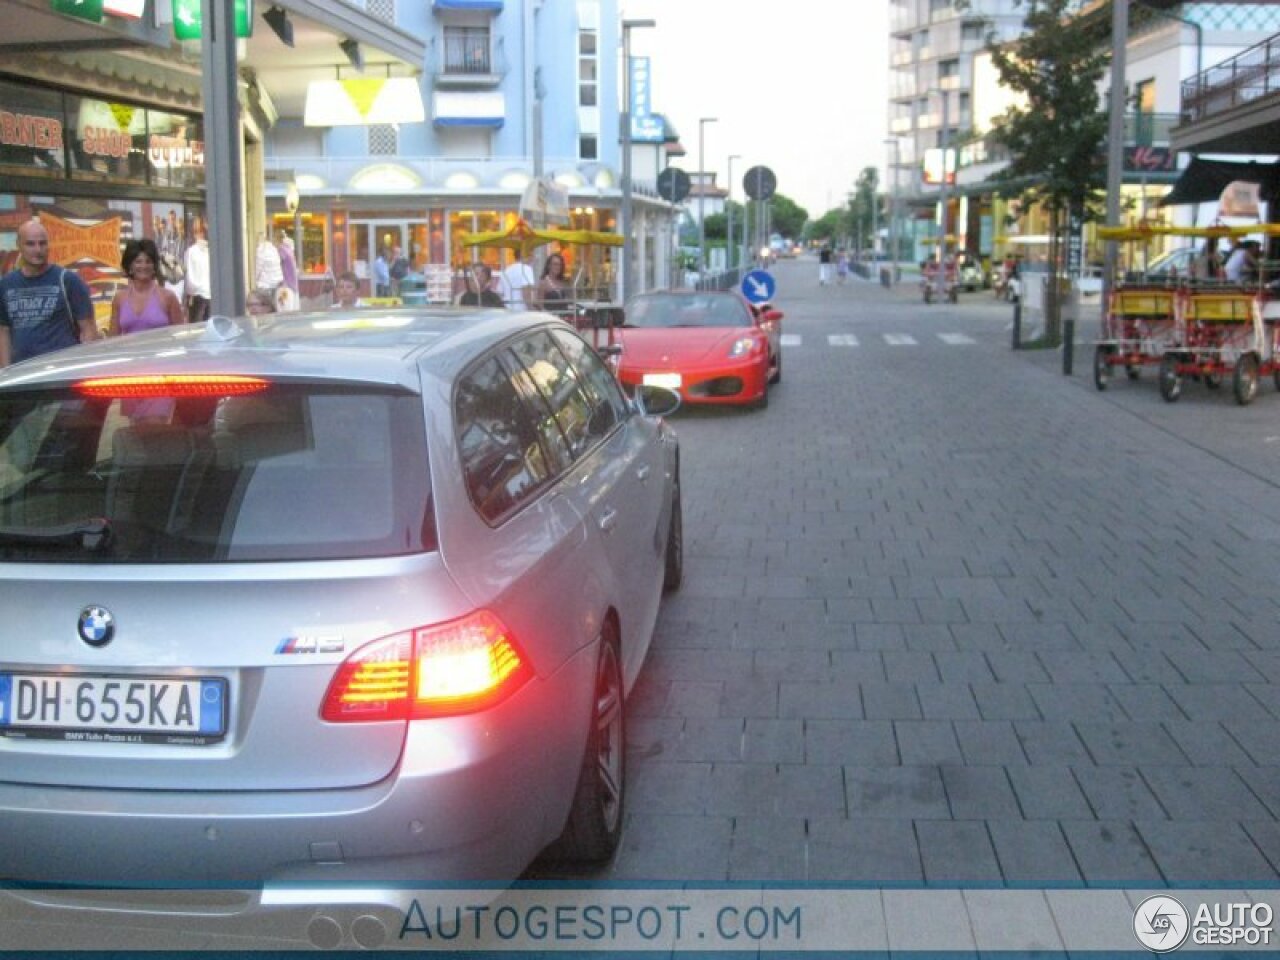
[265,0,679,303]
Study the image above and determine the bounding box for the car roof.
[0,308,560,393]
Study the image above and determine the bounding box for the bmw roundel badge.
[78,606,115,647]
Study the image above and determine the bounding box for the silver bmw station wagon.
[0,309,681,910]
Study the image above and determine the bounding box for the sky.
[621,0,890,219]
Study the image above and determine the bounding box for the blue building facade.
[265,0,676,304]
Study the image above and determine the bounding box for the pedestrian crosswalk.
[785,333,981,348]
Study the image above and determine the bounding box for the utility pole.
[885,137,900,283]
[727,153,741,273]
[620,18,655,305]
[1103,0,1129,318]
[697,116,718,277]
[936,87,951,302]
[201,0,246,316]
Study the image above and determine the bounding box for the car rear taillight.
[321,611,530,722]
[75,375,269,398]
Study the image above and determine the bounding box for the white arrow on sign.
[747,276,770,299]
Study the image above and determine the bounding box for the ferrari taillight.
[321,611,530,722]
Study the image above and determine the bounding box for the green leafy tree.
[744,193,809,247]
[807,209,845,245]
[984,0,1108,342]
[845,166,881,250]
[703,212,727,241]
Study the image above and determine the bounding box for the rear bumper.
[0,641,597,897]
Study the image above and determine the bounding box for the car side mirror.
[762,309,783,323]
[632,385,681,419]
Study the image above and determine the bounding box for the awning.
[1158,157,1280,206]
[432,0,503,9]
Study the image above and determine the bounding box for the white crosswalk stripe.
[938,333,976,345]
[883,334,917,345]
[827,334,860,347]
[781,334,803,347]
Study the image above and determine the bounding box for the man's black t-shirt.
[459,290,504,307]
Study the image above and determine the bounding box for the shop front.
[269,198,618,308]
[0,75,204,331]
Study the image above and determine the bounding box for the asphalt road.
[571,255,1280,887]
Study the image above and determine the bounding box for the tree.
[744,192,808,247]
[984,0,1109,343]
[807,209,845,245]
[845,166,881,251]
[703,212,727,242]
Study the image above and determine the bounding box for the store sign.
[41,212,124,267]
[0,111,64,152]
[629,57,664,143]
[50,0,104,23]
[149,133,204,168]
[171,0,252,40]
[1124,145,1176,173]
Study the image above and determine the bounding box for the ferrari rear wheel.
[769,351,782,385]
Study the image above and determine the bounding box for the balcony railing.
[1127,112,1179,145]
[1180,32,1280,125]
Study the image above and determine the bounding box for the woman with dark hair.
[109,237,185,336]
[537,252,571,312]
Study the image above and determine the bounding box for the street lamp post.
[884,137,900,283]
[727,153,741,274]
[697,116,718,278]
[620,18,655,305]
[935,88,952,301]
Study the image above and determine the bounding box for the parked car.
[0,308,681,923]
[1139,246,1196,279]
[613,290,782,410]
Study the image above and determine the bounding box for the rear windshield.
[625,294,750,329]
[0,383,434,563]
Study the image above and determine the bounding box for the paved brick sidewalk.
[545,260,1280,888]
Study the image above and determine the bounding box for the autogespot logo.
[1134,895,1190,953]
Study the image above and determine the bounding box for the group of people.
[457,251,573,312]
[1,219,590,370]
[1190,236,1267,283]
[372,245,411,298]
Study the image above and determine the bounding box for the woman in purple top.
[109,238,185,337]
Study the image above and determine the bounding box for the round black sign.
[743,165,777,201]
[656,167,691,204]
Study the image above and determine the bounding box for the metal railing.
[1180,32,1280,125]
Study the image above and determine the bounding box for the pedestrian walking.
[184,220,211,324]
[499,250,536,310]
[836,250,850,284]
[389,245,410,297]
[373,247,391,298]
[0,219,99,367]
[819,245,833,285]
[108,238,185,337]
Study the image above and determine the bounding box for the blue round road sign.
[741,269,776,305]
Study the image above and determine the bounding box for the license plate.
[642,373,682,389]
[0,673,227,745]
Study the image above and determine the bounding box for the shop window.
[67,96,148,185]
[0,80,67,180]
[273,213,329,276]
[146,109,203,191]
